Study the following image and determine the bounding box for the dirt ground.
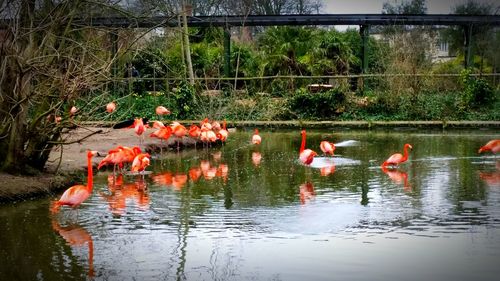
[0,126,155,202]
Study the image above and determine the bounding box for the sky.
[322,0,498,14]
[321,0,498,30]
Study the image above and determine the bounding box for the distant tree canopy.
[382,0,427,14]
[442,0,499,71]
[124,0,322,16]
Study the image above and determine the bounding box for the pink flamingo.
[381,143,413,168]
[299,130,317,165]
[51,150,97,213]
[156,106,171,116]
[106,102,116,113]
[252,129,261,145]
[171,122,187,149]
[131,153,151,173]
[69,106,78,117]
[478,139,500,154]
[319,141,335,156]
[133,118,145,145]
[217,120,229,142]
[189,124,201,148]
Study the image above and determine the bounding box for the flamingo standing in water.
[51,150,97,213]
[299,130,317,165]
[381,143,413,168]
[478,139,500,154]
[320,141,335,156]
[131,153,151,173]
[252,129,261,145]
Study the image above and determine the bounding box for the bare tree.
[0,0,138,174]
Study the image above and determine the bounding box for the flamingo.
[171,122,187,149]
[189,124,201,148]
[478,139,500,154]
[152,120,165,129]
[381,143,413,168]
[150,125,172,153]
[131,153,151,173]
[106,102,116,113]
[212,121,221,132]
[155,106,171,116]
[217,120,229,142]
[69,106,78,117]
[133,118,145,145]
[299,130,317,165]
[319,141,335,156]
[98,146,141,173]
[252,129,261,145]
[51,150,97,213]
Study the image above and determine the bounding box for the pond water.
[1,128,499,281]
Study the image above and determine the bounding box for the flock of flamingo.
[50,101,500,214]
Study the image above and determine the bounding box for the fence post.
[464,24,473,69]
[110,30,118,94]
[224,27,231,78]
[360,25,370,92]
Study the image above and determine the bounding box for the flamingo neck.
[300,132,306,154]
[87,154,93,193]
[223,120,227,130]
[402,145,410,161]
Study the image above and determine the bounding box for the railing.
[106,73,500,96]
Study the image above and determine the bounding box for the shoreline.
[1,121,499,203]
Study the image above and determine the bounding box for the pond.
[1,128,499,281]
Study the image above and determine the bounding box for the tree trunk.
[2,73,30,173]
[182,2,195,85]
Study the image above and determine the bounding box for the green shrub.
[287,88,345,120]
[458,69,495,112]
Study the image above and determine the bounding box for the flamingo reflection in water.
[152,171,188,190]
[51,218,94,278]
[479,161,500,187]
[320,164,336,177]
[100,174,150,216]
[299,182,316,205]
[381,166,411,192]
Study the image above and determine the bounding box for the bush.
[287,88,345,120]
[458,69,495,112]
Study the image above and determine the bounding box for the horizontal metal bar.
[106,73,500,82]
[72,14,500,28]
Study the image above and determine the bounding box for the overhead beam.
[65,14,500,28]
